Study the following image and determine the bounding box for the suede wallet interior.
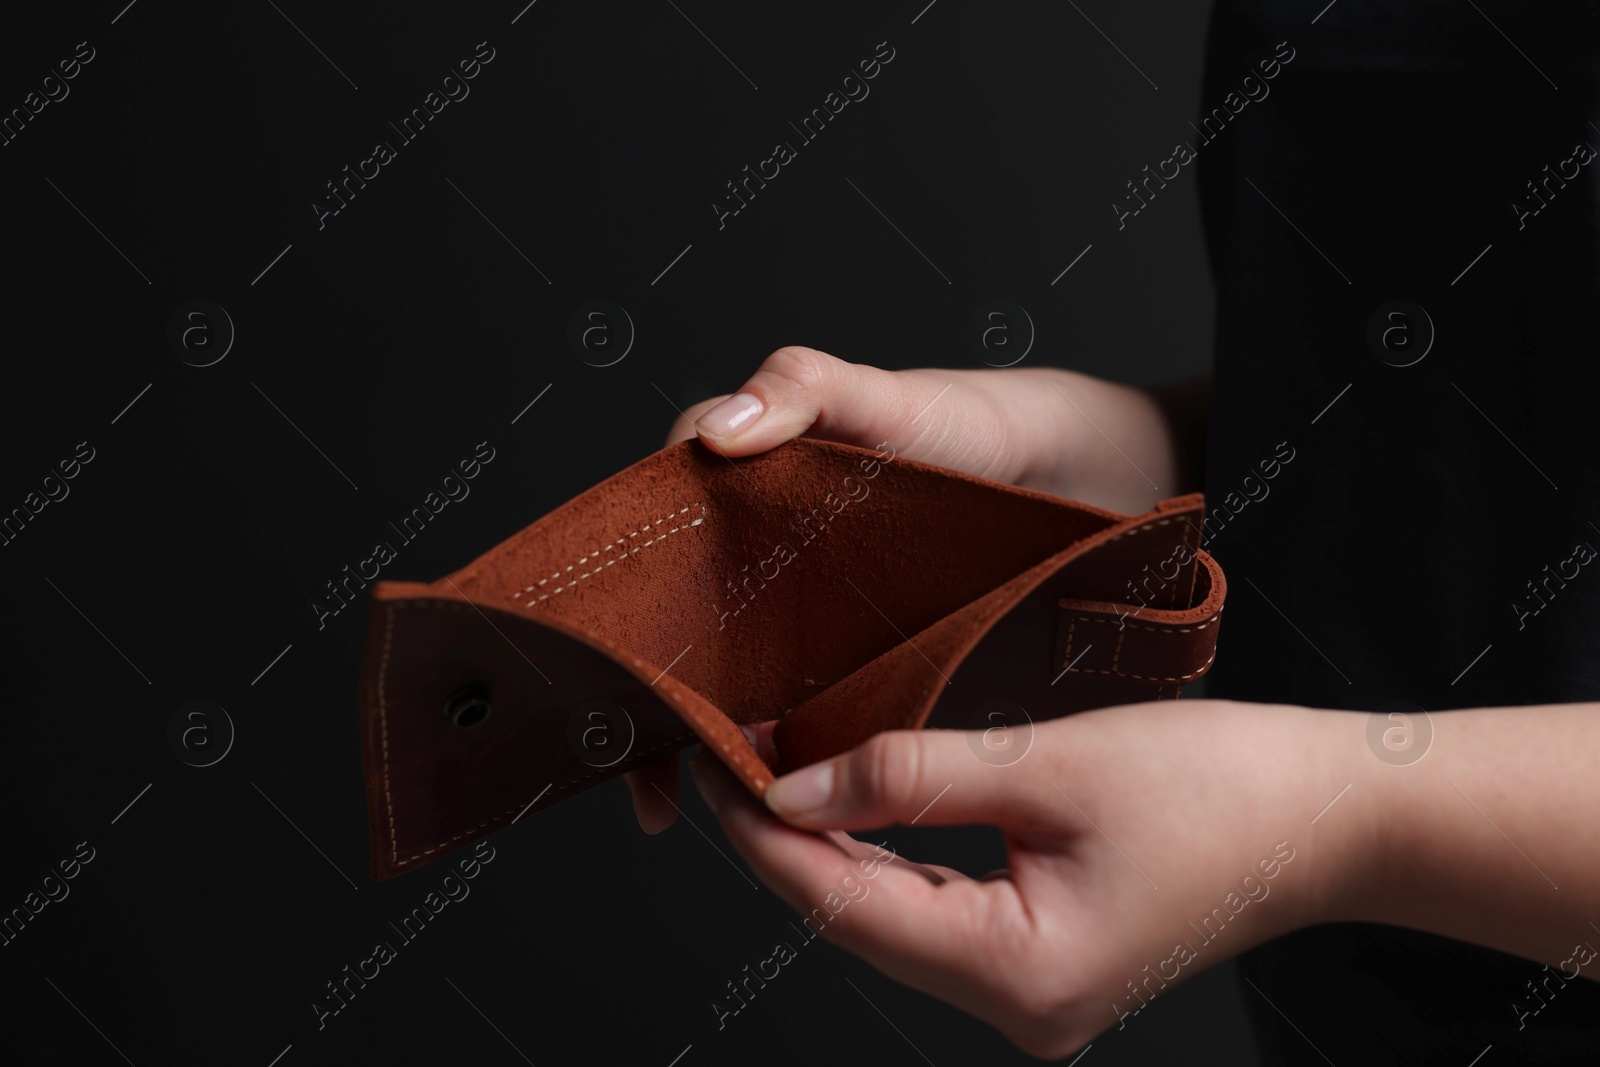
[358,437,1226,880]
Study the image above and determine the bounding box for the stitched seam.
[512,504,705,605]
[1057,610,1222,682]
[1105,517,1174,544]
[701,544,715,715]
[510,504,706,606]
[379,603,398,867]
[1062,614,1218,635]
[1178,518,1203,609]
[1061,646,1217,683]
[1165,517,1193,610]
[1099,516,1187,615]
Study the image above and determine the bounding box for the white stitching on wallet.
[1070,615,1217,635]
[1105,517,1174,543]
[1058,609,1222,682]
[1058,646,1217,683]
[510,504,706,607]
[379,604,398,866]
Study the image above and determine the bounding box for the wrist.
[1295,707,1405,929]
[992,367,1083,497]
[1011,368,1186,513]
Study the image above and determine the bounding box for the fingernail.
[698,393,763,438]
[765,762,834,818]
[737,724,758,748]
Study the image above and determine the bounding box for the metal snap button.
[444,684,492,727]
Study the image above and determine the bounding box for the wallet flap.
[773,498,1226,771]
[358,437,1227,879]
[361,584,775,881]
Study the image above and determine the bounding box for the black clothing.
[1200,1,1600,1062]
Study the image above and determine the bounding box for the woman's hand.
[623,347,1600,1053]
[686,699,1379,1058]
[660,345,1186,509]
[630,346,1196,831]
[682,694,1600,1055]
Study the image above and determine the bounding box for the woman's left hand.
[687,699,1379,1058]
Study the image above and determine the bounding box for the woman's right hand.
[630,345,1193,832]
[664,345,1184,507]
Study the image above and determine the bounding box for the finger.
[688,748,1011,977]
[764,730,1059,834]
[745,720,780,767]
[808,828,969,886]
[689,346,943,457]
[814,830,959,887]
[693,749,1063,1053]
[664,395,731,447]
[624,756,679,833]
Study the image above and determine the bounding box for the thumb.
[763,731,1054,832]
[682,346,945,457]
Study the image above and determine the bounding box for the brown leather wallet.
[358,437,1225,880]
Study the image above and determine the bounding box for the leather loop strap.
[358,438,1227,879]
[1056,553,1225,685]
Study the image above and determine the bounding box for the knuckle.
[1009,1028,1090,1062]
[854,732,924,814]
[999,981,1090,1059]
[1013,981,1072,1028]
[757,345,836,396]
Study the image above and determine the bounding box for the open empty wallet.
[358,437,1227,880]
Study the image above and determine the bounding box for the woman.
[632,2,1600,1060]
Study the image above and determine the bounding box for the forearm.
[1005,368,1209,514]
[1328,703,1600,974]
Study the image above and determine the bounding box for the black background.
[0,1,1249,1064]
